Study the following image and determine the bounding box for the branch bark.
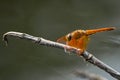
[3,31,120,80]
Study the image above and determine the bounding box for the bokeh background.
[0,0,120,80]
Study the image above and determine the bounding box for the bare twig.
[3,31,120,80]
[74,70,108,80]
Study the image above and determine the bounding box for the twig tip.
[3,33,8,46]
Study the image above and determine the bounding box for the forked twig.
[3,31,120,80]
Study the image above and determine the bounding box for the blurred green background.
[0,0,120,80]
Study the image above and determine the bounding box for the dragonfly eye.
[66,33,72,41]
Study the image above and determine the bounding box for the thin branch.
[74,70,108,80]
[3,31,120,80]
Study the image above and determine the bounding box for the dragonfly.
[57,27,115,55]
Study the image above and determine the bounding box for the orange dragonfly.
[57,27,115,55]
